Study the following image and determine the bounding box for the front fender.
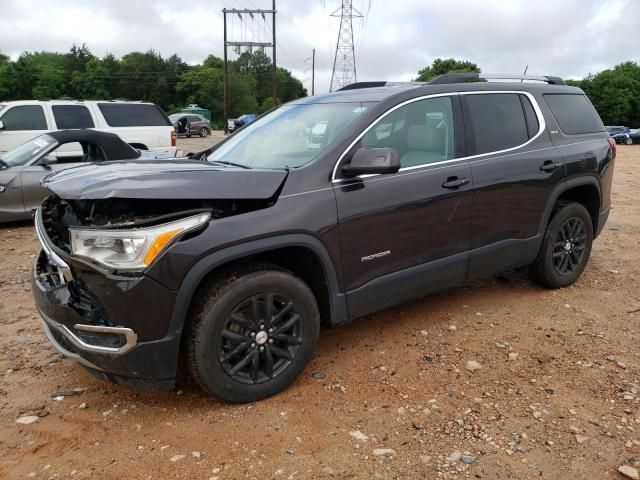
[165,234,349,340]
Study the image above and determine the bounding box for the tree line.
[0,44,307,128]
[1,47,638,128]
[415,58,640,128]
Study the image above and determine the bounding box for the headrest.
[407,124,444,152]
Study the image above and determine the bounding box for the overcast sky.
[1,0,638,94]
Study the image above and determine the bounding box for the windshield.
[208,102,372,169]
[0,104,5,113]
[1,134,57,166]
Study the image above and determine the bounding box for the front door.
[333,94,472,318]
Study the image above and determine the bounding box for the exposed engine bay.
[41,195,275,253]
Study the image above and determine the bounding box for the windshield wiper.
[211,160,251,169]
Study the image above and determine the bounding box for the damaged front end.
[33,161,288,388]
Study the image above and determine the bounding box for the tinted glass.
[52,105,95,129]
[98,103,171,127]
[208,103,372,169]
[544,94,605,135]
[1,105,47,131]
[465,93,528,154]
[361,96,456,168]
[520,95,539,138]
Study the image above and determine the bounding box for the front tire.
[624,137,632,145]
[186,266,320,403]
[529,202,593,289]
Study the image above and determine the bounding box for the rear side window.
[1,105,47,131]
[520,95,539,138]
[543,94,604,135]
[464,93,529,155]
[97,103,171,127]
[52,105,95,129]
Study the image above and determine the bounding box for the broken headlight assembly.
[69,212,211,271]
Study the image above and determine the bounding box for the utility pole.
[222,3,277,134]
[311,48,315,96]
[272,0,277,107]
[223,8,228,134]
[330,0,362,91]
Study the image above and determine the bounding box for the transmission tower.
[330,0,363,91]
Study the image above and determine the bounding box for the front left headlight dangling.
[69,212,211,270]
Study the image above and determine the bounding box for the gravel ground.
[176,132,226,155]
[0,145,639,480]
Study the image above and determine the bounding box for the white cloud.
[0,0,638,93]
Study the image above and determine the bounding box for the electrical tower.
[222,1,277,134]
[330,0,362,92]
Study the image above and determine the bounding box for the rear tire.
[199,128,209,138]
[625,137,632,145]
[529,202,593,289]
[186,265,320,403]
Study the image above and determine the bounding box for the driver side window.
[361,96,456,168]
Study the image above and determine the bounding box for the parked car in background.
[606,125,632,144]
[33,73,614,403]
[628,128,640,144]
[227,118,237,133]
[233,113,258,131]
[0,100,177,156]
[0,130,174,223]
[169,114,211,138]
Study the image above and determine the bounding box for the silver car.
[0,129,175,223]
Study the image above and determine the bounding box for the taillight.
[607,137,616,159]
[171,130,177,147]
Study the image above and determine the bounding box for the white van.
[0,100,177,156]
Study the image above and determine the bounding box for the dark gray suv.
[32,73,614,403]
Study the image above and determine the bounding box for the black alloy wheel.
[529,202,593,289]
[552,217,587,275]
[186,266,320,403]
[219,293,302,384]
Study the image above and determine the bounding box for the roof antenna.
[521,65,528,83]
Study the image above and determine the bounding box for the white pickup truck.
[0,100,177,156]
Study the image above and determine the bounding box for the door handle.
[442,177,470,189]
[540,161,560,172]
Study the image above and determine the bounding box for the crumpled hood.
[41,159,288,200]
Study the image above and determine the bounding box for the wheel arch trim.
[167,234,348,337]
[538,177,601,237]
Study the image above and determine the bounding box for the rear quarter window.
[543,94,604,135]
[97,103,171,127]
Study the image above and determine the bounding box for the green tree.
[574,62,640,127]
[71,58,110,99]
[415,58,480,82]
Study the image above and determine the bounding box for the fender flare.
[166,234,349,337]
[537,177,601,237]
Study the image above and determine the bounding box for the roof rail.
[428,73,565,85]
[337,81,426,91]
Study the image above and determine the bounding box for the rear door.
[96,103,173,149]
[50,104,96,157]
[0,105,49,154]
[462,91,563,278]
[334,94,472,318]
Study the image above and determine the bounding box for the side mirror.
[39,155,58,168]
[341,147,400,177]
[0,120,4,129]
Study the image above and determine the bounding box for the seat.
[399,124,446,168]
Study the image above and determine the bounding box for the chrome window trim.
[331,90,547,183]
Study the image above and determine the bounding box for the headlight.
[69,212,211,270]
